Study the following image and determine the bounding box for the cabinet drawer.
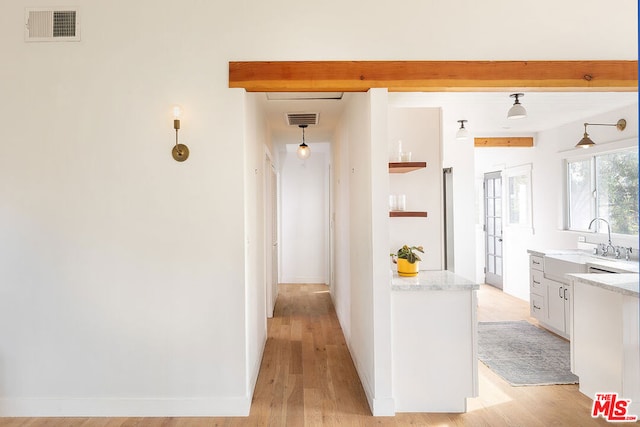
[530,270,544,293]
[530,293,544,319]
[530,255,544,271]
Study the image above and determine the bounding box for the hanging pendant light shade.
[456,120,469,140]
[507,93,527,119]
[297,124,311,159]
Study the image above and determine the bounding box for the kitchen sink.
[544,252,639,282]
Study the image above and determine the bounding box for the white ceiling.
[263,92,638,147]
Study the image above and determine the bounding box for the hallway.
[0,284,611,426]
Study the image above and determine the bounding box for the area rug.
[477,321,579,386]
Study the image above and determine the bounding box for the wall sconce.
[297,124,311,160]
[507,93,527,119]
[171,105,189,162]
[576,118,626,149]
[456,120,469,140]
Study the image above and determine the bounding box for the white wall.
[388,108,443,270]
[280,150,329,284]
[243,92,268,400]
[0,0,636,417]
[332,90,394,415]
[475,104,639,300]
[332,110,352,343]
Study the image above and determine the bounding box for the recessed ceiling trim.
[267,92,343,100]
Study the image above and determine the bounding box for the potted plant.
[391,245,424,277]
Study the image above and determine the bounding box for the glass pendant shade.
[507,93,527,119]
[456,120,469,140]
[297,124,311,159]
[297,142,311,159]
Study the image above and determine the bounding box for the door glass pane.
[488,179,494,197]
[496,240,502,256]
[496,257,502,275]
[488,255,495,273]
[495,218,502,236]
[488,238,495,254]
[488,218,494,235]
[488,199,495,216]
[494,199,501,216]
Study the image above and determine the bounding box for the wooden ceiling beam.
[229,60,638,92]
[474,137,534,148]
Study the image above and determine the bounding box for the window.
[505,164,532,229]
[567,147,638,235]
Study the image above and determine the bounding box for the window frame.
[504,163,533,230]
[564,141,639,237]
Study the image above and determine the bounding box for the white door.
[265,155,278,318]
[484,172,503,289]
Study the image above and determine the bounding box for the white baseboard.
[0,396,251,417]
[343,338,396,417]
[371,396,396,416]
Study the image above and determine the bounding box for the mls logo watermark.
[592,393,638,422]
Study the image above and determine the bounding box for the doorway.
[484,171,503,289]
[265,153,278,318]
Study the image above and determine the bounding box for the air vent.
[25,8,80,42]
[286,112,319,126]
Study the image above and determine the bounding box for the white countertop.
[527,248,581,258]
[569,273,639,297]
[391,270,479,291]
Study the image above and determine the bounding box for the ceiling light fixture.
[456,120,469,140]
[507,93,527,120]
[297,124,311,160]
[575,118,626,149]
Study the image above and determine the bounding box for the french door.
[484,172,503,289]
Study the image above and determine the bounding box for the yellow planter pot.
[397,258,420,277]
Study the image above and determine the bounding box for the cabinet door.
[546,278,566,333]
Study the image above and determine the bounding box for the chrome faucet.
[588,217,615,256]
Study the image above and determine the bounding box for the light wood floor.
[0,284,616,426]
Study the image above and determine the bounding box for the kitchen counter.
[391,269,478,413]
[569,273,639,297]
[527,248,581,258]
[528,248,639,274]
[569,272,640,415]
[391,270,479,291]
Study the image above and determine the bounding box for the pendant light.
[297,124,311,160]
[456,120,469,140]
[575,119,626,149]
[507,93,527,119]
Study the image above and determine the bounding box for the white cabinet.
[571,276,640,415]
[529,255,545,321]
[545,278,571,338]
[529,254,571,339]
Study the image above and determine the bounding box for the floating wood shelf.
[389,211,428,218]
[388,162,427,173]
